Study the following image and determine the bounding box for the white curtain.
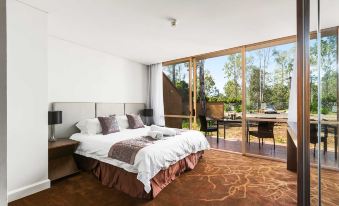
[288,57,297,124]
[147,63,165,126]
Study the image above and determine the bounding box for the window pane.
[197,53,242,153]
[246,43,296,159]
[163,62,190,128]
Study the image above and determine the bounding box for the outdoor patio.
[206,131,339,169]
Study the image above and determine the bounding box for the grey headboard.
[52,102,96,138]
[96,103,124,117]
[52,102,146,138]
[125,103,146,115]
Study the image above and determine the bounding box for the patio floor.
[206,136,339,169]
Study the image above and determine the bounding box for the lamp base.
[49,136,56,142]
[49,124,57,142]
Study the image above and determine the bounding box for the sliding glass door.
[196,51,243,151]
[245,42,295,159]
[310,0,339,204]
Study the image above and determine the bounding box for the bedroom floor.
[10,150,339,206]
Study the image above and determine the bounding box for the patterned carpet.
[10,149,339,206]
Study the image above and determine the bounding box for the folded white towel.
[147,131,164,140]
[150,125,176,136]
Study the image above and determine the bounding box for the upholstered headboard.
[51,102,146,138]
[52,102,96,138]
[125,103,146,115]
[95,103,145,117]
[96,103,124,117]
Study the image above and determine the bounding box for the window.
[163,62,192,128]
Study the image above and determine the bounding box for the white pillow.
[76,118,102,135]
[116,115,129,130]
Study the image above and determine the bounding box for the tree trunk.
[199,61,206,115]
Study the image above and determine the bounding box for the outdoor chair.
[199,115,218,136]
[248,122,275,150]
[310,123,327,157]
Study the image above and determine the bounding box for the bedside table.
[48,138,80,181]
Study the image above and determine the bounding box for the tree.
[198,60,206,115]
[272,48,294,86]
[255,48,271,104]
[204,70,219,97]
[310,35,337,112]
[223,53,242,98]
[247,66,261,110]
[270,46,295,110]
[223,81,240,100]
[197,68,219,99]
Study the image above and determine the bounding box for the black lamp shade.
[143,109,153,117]
[48,111,62,125]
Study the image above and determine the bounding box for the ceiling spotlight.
[170,18,177,27]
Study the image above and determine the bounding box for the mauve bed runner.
[108,136,157,165]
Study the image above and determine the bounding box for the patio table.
[215,117,287,144]
[216,119,242,143]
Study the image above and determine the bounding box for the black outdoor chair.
[199,115,218,136]
[310,123,327,157]
[248,122,275,150]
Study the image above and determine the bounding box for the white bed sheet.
[70,126,210,193]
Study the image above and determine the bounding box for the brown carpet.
[10,150,339,206]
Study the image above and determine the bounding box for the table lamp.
[48,111,62,142]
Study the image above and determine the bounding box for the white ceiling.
[19,0,339,65]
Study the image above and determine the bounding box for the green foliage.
[310,36,337,113]
[223,53,242,84]
[197,69,219,99]
[223,81,241,100]
[234,104,242,112]
[272,48,294,85]
[246,66,261,110]
[321,107,330,115]
[221,53,242,109]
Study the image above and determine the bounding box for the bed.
[52,102,210,199]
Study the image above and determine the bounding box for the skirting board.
[7,179,50,202]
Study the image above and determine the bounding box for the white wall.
[5,0,147,202]
[0,0,6,204]
[48,37,148,104]
[7,0,49,202]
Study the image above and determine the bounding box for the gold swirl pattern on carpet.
[10,149,339,206]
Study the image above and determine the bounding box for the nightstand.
[48,138,80,181]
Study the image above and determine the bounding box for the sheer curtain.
[147,63,165,126]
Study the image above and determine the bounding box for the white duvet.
[70,126,210,193]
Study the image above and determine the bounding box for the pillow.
[126,114,145,129]
[98,116,120,135]
[76,118,102,135]
[116,115,129,130]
